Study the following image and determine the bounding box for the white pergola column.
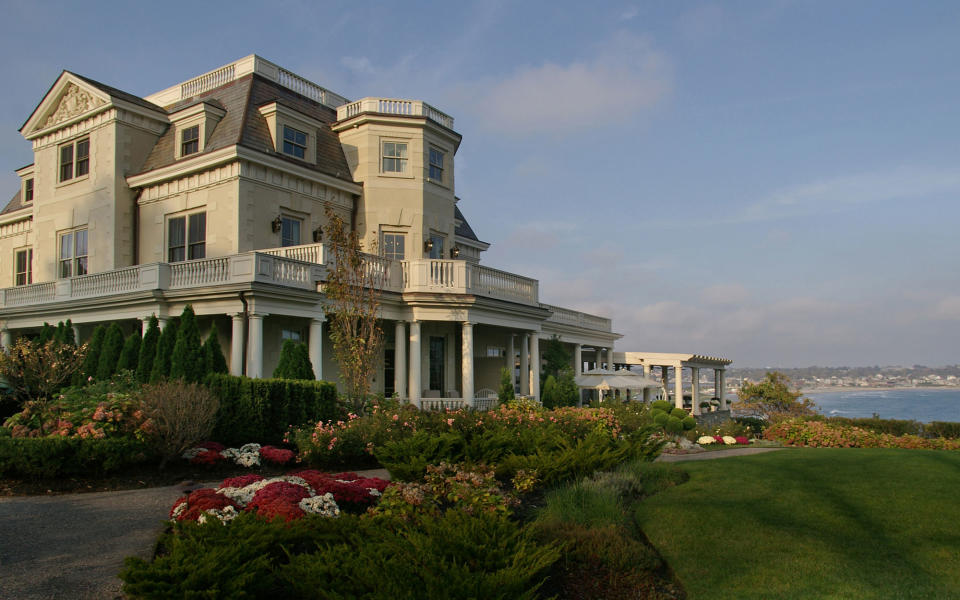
[230,313,245,376]
[674,364,684,410]
[642,363,653,403]
[691,366,701,415]
[395,321,407,400]
[519,333,529,396]
[718,369,727,409]
[309,317,325,380]
[72,324,80,344]
[574,343,582,376]
[408,320,421,408]
[246,313,265,378]
[461,322,474,406]
[607,347,615,371]
[0,329,11,349]
[530,333,540,400]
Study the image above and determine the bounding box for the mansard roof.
[137,73,354,184]
[454,205,486,245]
[1,189,24,216]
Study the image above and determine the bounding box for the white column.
[691,366,701,415]
[530,334,540,400]
[519,333,529,396]
[574,343,582,376]
[140,317,152,336]
[309,317,324,380]
[674,364,684,410]
[462,322,474,406]
[596,347,604,370]
[506,334,515,387]
[157,316,169,331]
[642,363,652,403]
[408,321,421,408]
[607,347,615,370]
[0,329,10,349]
[230,313,245,376]
[247,313,265,379]
[395,321,407,400]
[718,369,727,410]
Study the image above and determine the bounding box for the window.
[382,233,405,260]
[24,179,33,203]
[281,329,302,342]
[59,138,89,182]
[429,234,444,259]
[282,126,307,159]
[281,216,301,247]
[180,125,199,156]
[382,142,407,173]
[428,147,444,182]
[58,228,88,278]
[14,248,32,286]
[486,346,504,358]
[168,212,206,262]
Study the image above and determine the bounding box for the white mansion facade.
[0,55,626,408]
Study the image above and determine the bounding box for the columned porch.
[613,352,733,415]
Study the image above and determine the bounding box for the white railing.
[181,64,235,98]
[70,266,142,298]
[277,68,349,107]
[336,97,455,129]
[543,304,613,332]
[170,257,230,288]
[261,243,325,264]
[1,282,56,307]
[471,265,539,304]
[401,259,539,305]
[419,398,469,411]
[270,256,313,287]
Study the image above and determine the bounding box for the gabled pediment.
[20,72,112,139]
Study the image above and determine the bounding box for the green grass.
[634,449,960,600]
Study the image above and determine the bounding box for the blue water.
[804,388,960,423]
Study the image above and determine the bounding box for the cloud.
[933,296,960,320]
[700,283,749,305]
[677,4,726,42]
[620,6,639,21]
[462,32,671,136]
[739,166,960,222]
[340,56,375,76]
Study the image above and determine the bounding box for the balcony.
[336,97,454,130]
[542,304,613,333]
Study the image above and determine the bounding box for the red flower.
[190,449,224,465]
[735,436,749,445]
[197,441,226,452]
[219,474,265,489]
[259,446,295,465]
[171,488,241,522]
[247,482,311,521]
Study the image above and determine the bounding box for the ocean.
[803,388,960,423]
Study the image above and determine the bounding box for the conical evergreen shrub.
[273,340,315,380]
[53,322,65,344]
[37,323,53,344]
[294,342,316,380]
[170,305,203,382]
[62,319,76,346]
[79,325,107,383]
[137,316,160,383]
[202,327,229,376]
[97,323,125,380]
[150,319,179,383]
[117,331,142,373]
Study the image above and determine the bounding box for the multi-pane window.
[24,179,33,203]
[428,148,444,182]
[168,212,206,262]
[281,329,302,342]
[181,125,200,156]
[59,138,89,182]
[429,234,444,259]
[59,229,88,278]
[382,142,407,173]
[382,233,405,260]
[282,126,307,159]
[281,216,301,247]
[14,248,32,286]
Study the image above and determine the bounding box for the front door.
[429,336,445,392]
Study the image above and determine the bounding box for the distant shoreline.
[800,386,960,393]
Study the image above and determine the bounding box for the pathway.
[656,447,783,462]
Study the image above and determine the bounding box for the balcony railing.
[336,97,455,129]
[401,260,539,305]
[543,304,613,332]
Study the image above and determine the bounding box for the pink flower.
[447,418,455,426]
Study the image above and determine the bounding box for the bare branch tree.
[322,202,384,414]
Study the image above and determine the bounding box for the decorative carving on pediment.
[42,83,105,129]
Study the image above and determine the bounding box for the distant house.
[0,55,623,407]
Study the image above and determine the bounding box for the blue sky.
[1,0,958,367]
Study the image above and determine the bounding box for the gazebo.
[574,368,662,405]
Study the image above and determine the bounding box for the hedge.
[0,436,155,478]
[205,374,341,446]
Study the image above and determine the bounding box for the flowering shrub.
[764,418,960,450]
[3,374,155,441]
[181,442,296,467]
[170,470,390,524]
[697,435,716,445]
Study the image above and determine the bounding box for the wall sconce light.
[271,215,282,233]
[312,226,323,243]
[423,239,434,253]
[450,246,460,258]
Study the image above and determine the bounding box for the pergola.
[612,352,733,415]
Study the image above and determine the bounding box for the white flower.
[697,436,715,445]
[722,435,737,445]
[236,453,261,467]
[368,488,382,497]
[171,501,187,519]
[220,448,239,459]
[238,443,262,454]
[216,476,315,508]
[299,492,340,517]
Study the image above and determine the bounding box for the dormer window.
[59,138,89,182]
[181,125,200,156]
[282,126,308,159]
[24,179,33,203]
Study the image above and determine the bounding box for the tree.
[137,316,160,383]
[323,202,383,413]
[138,380,219,470]
[60,319,76,346]
[170,305,203,382]
[541,335,572,382]
[555,367,580,407]
[273,339,315,380]
[201,327,229,376]
[117,331,142,373]
[733,371,817,419]
[36,323,53,344]
[78,325,106,383]
[97,322,126,380]
[498,367,516,404]
[0,338,87,433]
[150,319,179,383]
[541,375,559,408]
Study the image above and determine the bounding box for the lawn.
[635,449,960,600]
